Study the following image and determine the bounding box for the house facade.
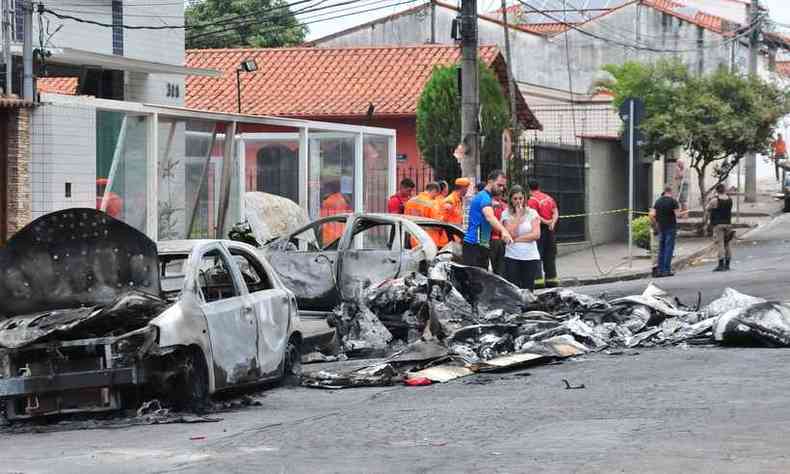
[185,44,542,192]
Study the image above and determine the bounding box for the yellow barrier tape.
[558,208,651,219]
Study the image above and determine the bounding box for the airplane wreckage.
[1,202,789,421]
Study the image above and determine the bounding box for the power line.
[186,0,423,42]
[517,0,762,53]
[41,0,317,30]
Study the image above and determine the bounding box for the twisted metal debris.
[302,262,790,388]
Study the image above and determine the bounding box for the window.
[160,254,188,298]
[352,222,396,250]
[197,249,238,303]
[403,231,422,250]
[289,218,346,251]
[230,250,273,293]
[112,1,124,56]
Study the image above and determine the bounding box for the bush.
[631,216,652,251]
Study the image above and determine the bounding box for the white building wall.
[31,101,97,219]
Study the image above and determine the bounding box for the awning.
[44,47,221,77]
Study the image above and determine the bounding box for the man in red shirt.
[387,178,416,214]
[527,179,559,288]
[488,186,507,276]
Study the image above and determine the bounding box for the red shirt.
[491,196,506,240]
[388,193,409,214]
[528,190,557,221]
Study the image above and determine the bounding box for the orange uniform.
[439,191,464,226]
[320,192,351,245]
[405,192,448,248]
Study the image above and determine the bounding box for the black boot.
[725,257,731,271]
[713,259,725,272]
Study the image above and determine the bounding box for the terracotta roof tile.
[37,77,79,95]
[776,61,790,78]
[186,44,541,129]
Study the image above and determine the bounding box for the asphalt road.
[1,213,789,474]
[577,212,790,305]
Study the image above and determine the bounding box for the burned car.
[0,209,301,420]
[261,213,463,315]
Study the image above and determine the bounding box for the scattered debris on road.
[302,262,790,389]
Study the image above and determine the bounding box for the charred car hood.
[0,291,170,349]
[0,208,161,319]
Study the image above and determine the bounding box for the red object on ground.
[404,377,433,386]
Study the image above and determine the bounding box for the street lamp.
[236,59,258,114]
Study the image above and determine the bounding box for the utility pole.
[460,0,479,180]
[500,0,518,168]
[22,0,33,100]
[1,0,11,96]
[744,0,761,202]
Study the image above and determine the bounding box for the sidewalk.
[558,186,782,287]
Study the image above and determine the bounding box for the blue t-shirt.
[464,189,493,247]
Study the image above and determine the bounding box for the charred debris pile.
[302,262,790,388]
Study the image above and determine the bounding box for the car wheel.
[281,339,302,385]
[173,347,209,412]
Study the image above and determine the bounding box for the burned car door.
[266,217,347,311]
[337,218,402,300]
[227,246,291,376]
[195,245,260,388]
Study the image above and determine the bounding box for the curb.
[560,241,717,288]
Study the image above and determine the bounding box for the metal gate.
[512,140,586,243]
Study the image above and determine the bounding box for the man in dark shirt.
[707,183,734,272]
[649,186,688,277]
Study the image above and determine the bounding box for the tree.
[601,59,790,229]
[186,0,306,49]
[416,62,510,182]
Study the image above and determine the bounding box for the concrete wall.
[315,2,761,95]
[30,101,97,220]
[4,107,32,239]
[584,137,628,244]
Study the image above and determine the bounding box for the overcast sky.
[303,0,790,41]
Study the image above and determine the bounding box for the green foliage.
[601,60,790,215]
[416,62,510,181]
[186,0,306,49]
[631,216,652,251]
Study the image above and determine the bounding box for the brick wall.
[5,107,32,239]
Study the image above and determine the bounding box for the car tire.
[173,347,209,412]
[281,338,302,385]
[784,198,790,213]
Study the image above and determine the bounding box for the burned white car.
[0,209,301,420]
[261,213,463,315]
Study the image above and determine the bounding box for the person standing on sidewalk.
[527,180,559,288]
[463,170,513,269]
[501,185,542,290]
[488,186,508,276]
[772,134,787,182]
[707,183,734,272]
[649,186,688,277]
[387,178,416,214]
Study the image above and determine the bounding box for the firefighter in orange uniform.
[439,178,470,227]
[405,182,448,248]
[320,182,352,246]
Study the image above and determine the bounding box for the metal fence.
[512,137,587,243]
[396,165,435,193]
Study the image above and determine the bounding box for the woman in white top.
[501,185,542,290]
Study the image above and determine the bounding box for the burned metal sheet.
[0,208,160,318]
[714,302,790,347]
[438,263,528,316]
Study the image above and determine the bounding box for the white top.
[501,208,541,261]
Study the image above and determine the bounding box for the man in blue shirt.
[463,169,513,269]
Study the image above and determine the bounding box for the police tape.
[558,209,650,219]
